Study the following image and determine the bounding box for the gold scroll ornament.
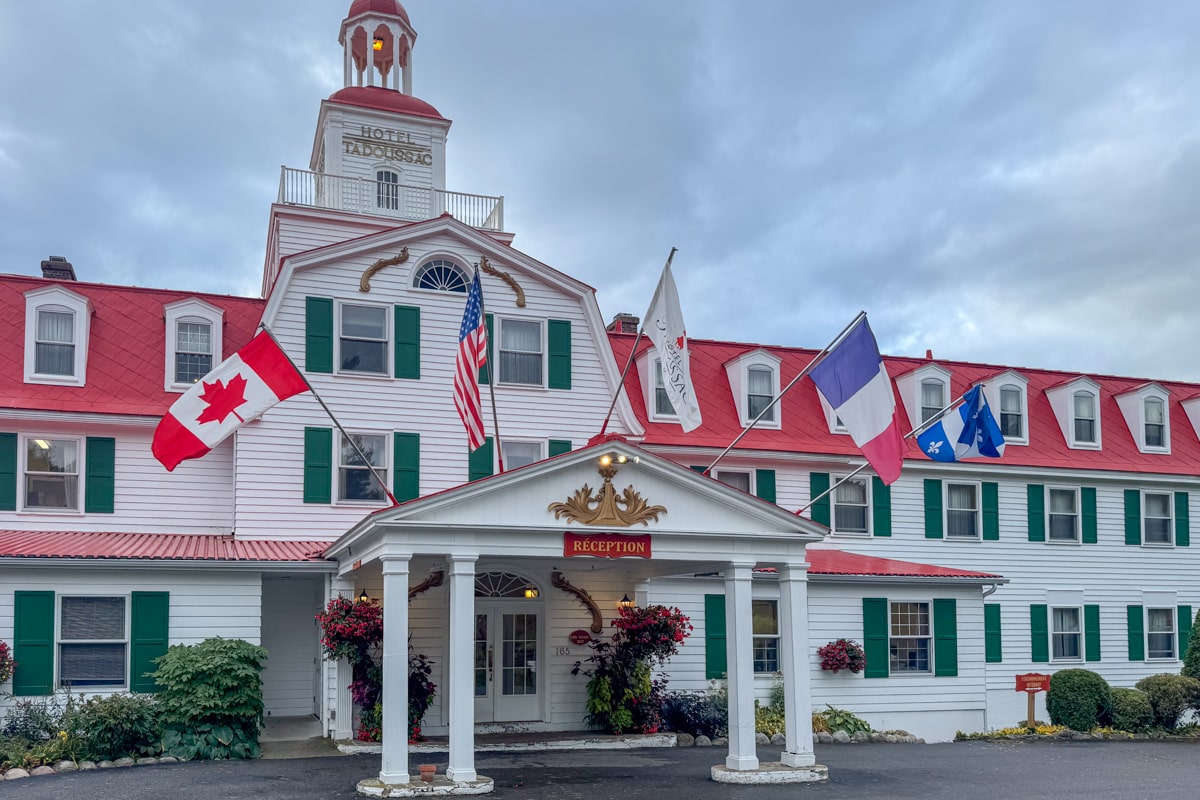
[479,255,525,307]
[548,458,666,528]
[359,247,410,293]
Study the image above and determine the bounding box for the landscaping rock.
[870,732,885,742]
[832,730,851,744]
[675,734,694,747]
[852,731,869,743]
[135,757,159,766]
[770,733,787,746]
[4,769,30,780]
[755,732,770,745]
[1071,733,1092,741]
[79,761,98,771]
[694,735,712,747]
[712,737,728,746]
[55,760,78,772]
[98,760,115,769]
[817,732,834,744]
[158,756,180,764]
[31,766,55,777]
[113,757,135,767]
[884,734,898,743]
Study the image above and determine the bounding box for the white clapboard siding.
[261,575,323,718]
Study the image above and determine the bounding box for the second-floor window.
[339,433,388,502]
[1145,398,1165,448]
[340,304,388,375]
[714,470,751,493]
[747,366,774,421]
[1000,386,1023,438]
[1073,392,1096,444]
[946,483,979,538]
[921,379,945,423]
[499,319,542,386]
[1143,492,1173,545]
[35,309,76,377]
[502,441,542,470]
[25,438,79,510]
[833,477,869,534]
[1048,488,1079,542]
[174,321,213,384]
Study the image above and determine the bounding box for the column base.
[725,754,759,771]
[358,775,495,797]
[781,751,816,768]
[711,763,829,785]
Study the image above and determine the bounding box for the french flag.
[809,317,905,485]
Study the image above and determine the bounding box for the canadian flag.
[152,331,309,471]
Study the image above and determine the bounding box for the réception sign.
[563,532,651,559]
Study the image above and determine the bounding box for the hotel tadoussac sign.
[563,532,651,559]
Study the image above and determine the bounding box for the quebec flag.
[917,385,1006,462]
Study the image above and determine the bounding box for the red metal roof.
[327,86,445,120]
[0,275,263,416]
[804,549,1002,579]
[609,333,1200,475]
[0,531,329,562]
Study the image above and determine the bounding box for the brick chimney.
[606,312,639,334]
[41,256,77,281]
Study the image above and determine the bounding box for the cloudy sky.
[3,1,1200,381]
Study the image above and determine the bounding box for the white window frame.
[375,167,401,211]
[163,298,224,392]
[713,469,753,494]
[816,392,850,435]
[1146,607,1177,661]
[944,481,981,540]
[651,359,678,420]
[998,384,1026,443]
[752,599,779,674]
[1050,605,1083,662]
[497,316,545,388]
[1142,490,1174,547]
[920,378,947,424]
[501,439,544,471]
[831,475,871,536]
[336,301,391,378]
[983,371,1029,446]
[1070,389,1101,449]
[1144,397,1167,451]
[20,435,83,514]
[888,600,932,675]
[746,365,777,424]
[335,431,390,505]
[57,593,130,690]
[24,286,91,387]
[723,349,782,429]
[1046,486,1080,544]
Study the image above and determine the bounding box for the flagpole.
[702,311,867,475]
[598,247,677,437]
[794,388,977,517]
[476,259,505,473]
[259,325,398,505]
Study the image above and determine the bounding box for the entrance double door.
[473,602,540,722]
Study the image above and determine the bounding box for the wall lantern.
[358,589,370,604]
[524,585,540,599]
[617,594,636,610]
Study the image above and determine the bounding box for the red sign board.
[563,532,651,559]
[1015,673,1051,694]
[569,630,593,646]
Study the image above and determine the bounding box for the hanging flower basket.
[0,640,13,684]
[818,639,866,674]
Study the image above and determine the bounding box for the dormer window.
[654,360,676,416]
[412,258,468,293]
[999,386,1023,438]
[376,169,400,210]
[1145,398,1165,448]
[174,321,212,384]
[1073,391,1096,444]
[747,366,775,421]
[24,285,91,387]
[164,299,224,392]
[921,379,945,423]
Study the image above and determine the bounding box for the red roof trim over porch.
[0,531,330,562]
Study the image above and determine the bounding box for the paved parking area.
[4,741,1198,799]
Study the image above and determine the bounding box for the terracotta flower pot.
[418,764,437,782]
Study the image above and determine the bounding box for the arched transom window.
[413,259,469,293]
[475,571,538,598]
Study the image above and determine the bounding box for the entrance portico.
[327,439,830,795]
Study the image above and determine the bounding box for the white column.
[402,37,413,95]
[331,576,355,741]
[343,33,352,87]
[724,562,758,771]
[390,24,401,90]
[366,23,375,87]
[779,563,816,768]
[379,555,411,784]
[446,556,478,782]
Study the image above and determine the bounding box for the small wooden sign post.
[1015,673,1051,728]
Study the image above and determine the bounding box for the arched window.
[376,169,399,210]
[1145,397,1165,448]
[920,379,946,423]
[475,572,539,598]
[413,259,469,293]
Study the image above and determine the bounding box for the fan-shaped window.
[413,259,469,293]
[475,571,538,598]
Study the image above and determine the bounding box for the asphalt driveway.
[3,741,1197,800]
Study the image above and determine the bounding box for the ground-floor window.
[1147,607,1176,659]
[59,596,127,688]
[752,599,778,672]
[1052,606,1082,660]
[889,601,930,673]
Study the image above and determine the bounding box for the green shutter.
[690,465,707,474]
[393,305,420,379]
[547,319,572,390]
[392,433,419,503]
[302,427,333,504]
[862,598,889,679]
[1124,489,1141,545]
[1084,604,1101,662]
[549,440,572,457]
[1176,492,1190,547]
[1179,606,1193,660]
[1127,605,1145,661]
[468,437,494,482]
[872,477,891,537]
[810,472,830,527]
[1030,604,1049,663]
[130,592,169,693]
[924,479,943,538]
[982,482,999,541]
[933,599,958,677]
[704,594,727,680]
[478,314,494,384]
[1081,487,1097,544]
[0,432,16,511]
[84,436,116,514]
[305,297,333,374]
[1027,485,1046,542]
[984,604,1002,663]
[755,469,776,503]
[13,591,54,696]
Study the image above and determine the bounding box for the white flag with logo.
[644,261,702,432]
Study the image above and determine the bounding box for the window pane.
[503,441,541,470]
[339,468,387,502]
[176,322,212,354]
[341,434,385,467]
[1146,399,1164,425]
[62,596,126,640]
[35,343,75,376]
[500,351,542,385]
[947,484,977,510]
[501,320,541,352]
[1052,633,1081,659]
[748,367,773,395]
[1049,489,1076,514]
[340,339,386,373]
[60,643,127,688]
[1074,418,1095,443]
[752,600,778,635]
[341,305,387,339]
[890,602,929,637]
[753,638,779,673]
[37,310,74,343]
[716,471,751,493]
[26,474,78,509]
[836,479,867,505]
[1074,392,1094,419]
[1148,633,1175,659]
[27,439,77,473]
[889,638,930,672]
[175,352,212,384]
[1146,424,1165,448]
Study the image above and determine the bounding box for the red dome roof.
[327,86,445,121]
[347,0,410,25]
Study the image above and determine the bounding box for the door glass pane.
[501,613,537,697]
[475,614,489,697]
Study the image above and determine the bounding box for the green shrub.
[73,694,161,761]
[659,691,727,739]
[152,637,267,760]
[1110,688,1154,733]
[1135,674,1200,730]
[1182,610,1200,682]
[817,705,872,735]
[0,698,63,741]
[755,702,786,736]
[1045,669,1112,731]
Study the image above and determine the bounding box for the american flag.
[454,270,488,450]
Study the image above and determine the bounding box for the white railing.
[277,167,504,231]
